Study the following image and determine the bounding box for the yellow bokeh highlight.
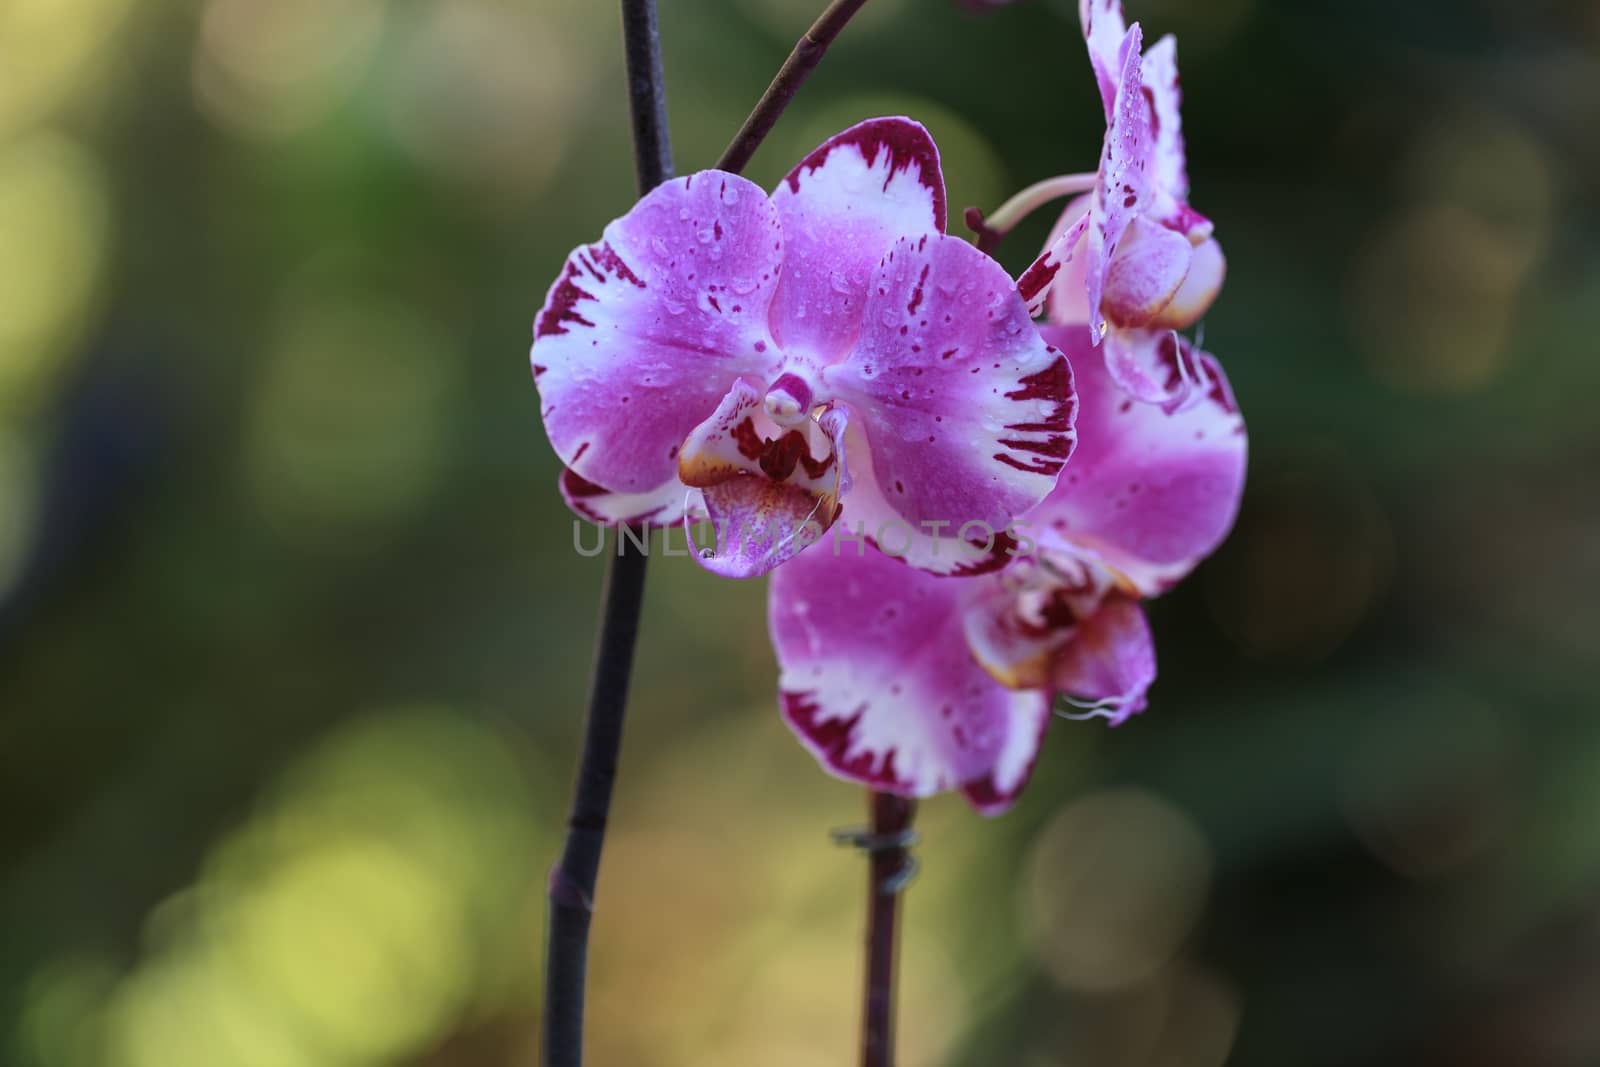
[193,0,385,140]
[71,707,542,1067]
[0,132,111,414]
[0,0,136,139]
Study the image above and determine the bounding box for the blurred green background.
[3,0,1598,1064]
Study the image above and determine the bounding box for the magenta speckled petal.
[1102,215,1194,328]
[1029,325,1247,595]
[1141,33,1189,205]
[1079,0,1129,119]
[1051,595,1155,724]
[558,468,698,527]
[532,172,782,494]
[770,118,946,367]
[825,233,1076,570]
[1083,22,1151,346]
[770,530,1051,810]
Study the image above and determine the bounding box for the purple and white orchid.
[769,325,1246,813]
[532,118,1076,578]
[1002,0,1225,409]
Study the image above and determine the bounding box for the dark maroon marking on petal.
[994,452,1066,476]
[732,418,764,461]
[961,706,1049,814]
[558,467,669,527]
[707,294,722,313]
[1198,353,1239,414]
[535,242,644,340]
[1142,85,1161,139]
[590,241,645,289]
[783,121,947,234]
[534,260,594,339]
[1003,354,1076,439]
[906,263,931,315]
[572,441,590,464]
[997,436,1074,457]
[948,531,1019,578]
[1016,253,1062,306]
[532,363,548,378]
[714,220,724,241]
[782,690,909,791]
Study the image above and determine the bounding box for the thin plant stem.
[967,171,1097,254]
[717,0,872,174]
[541,2,672,1064]
[862,791,916,1067]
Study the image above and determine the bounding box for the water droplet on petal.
[732,276,758,295]
[663,298,687,315]
[696,227,715,244]
[650,237,670,259]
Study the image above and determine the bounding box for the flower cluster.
[529,0,1244,812]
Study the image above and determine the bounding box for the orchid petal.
[532,172,781,494]
[1141,34,1188,203]
[1051,596,1155,724]
[769,530,1052,810]
[770,118,946,367]
[1150,236,1225,329]
[825,234,1077,574]
[1102,327,1202,410]
[1078,0,1129,120]
[962,582,1067,690]
[1084,22,1152,346]
[1102,215,1193,328]
[1030,325,1247,595]
[685,384,847,578]
[559,467,698,527]
[1039,194,1094,324]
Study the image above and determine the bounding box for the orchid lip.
[763,371,816,428]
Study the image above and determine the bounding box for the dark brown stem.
[716,0,871,174]
[542,1,672,1063]
[862,791,916,1067]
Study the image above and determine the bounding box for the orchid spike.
[769,325,1246,813]
[531,118,1076,578]
[1004,0,1225,408]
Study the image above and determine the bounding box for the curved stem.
[862,791,916,1067]
[717,0,872,174]
[542,2,672,1064]
[968,172,1097,254]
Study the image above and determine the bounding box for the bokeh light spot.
[0,132,111,414]
[1024,788,1213,993]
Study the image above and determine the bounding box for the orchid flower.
[532,118,1076,578]
[769,324,1246,812]
[987,0,1225,408]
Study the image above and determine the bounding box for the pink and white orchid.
[769,324,1246,813]
[532,118,1076,578]
[996,0,1225,408]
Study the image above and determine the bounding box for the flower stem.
[542,1,672,1064]
[862,791,917,1067]
[967,171,1098,254]
[716,0,872,174]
